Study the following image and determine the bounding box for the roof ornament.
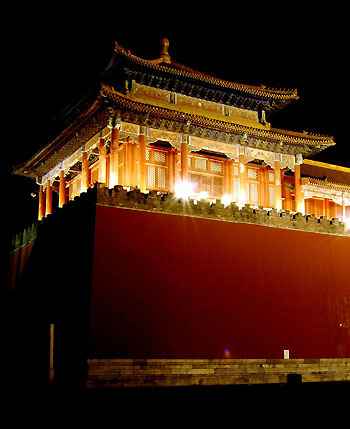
[160,37,171,63]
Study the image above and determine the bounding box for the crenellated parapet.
[10,181,349,255]
[96,184,349,236]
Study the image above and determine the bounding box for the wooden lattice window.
[70,177,81,198]
[188,155,224,198]
[146,146,168,191]
[213,176,223,196]
[210,161,223,174]
[194,157,207,170]
[246,167,259,204]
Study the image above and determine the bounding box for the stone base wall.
[86,359,350,389]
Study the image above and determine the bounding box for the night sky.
[5,7,349,236]
[3,7,350,401]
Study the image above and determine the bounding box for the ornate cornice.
[305,177,350,193]
[102,85,334,156]
[13,83,335,180]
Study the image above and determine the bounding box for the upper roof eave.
[12,90,106,178]
[110,40,299,103]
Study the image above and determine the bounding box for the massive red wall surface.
[7,241,35,292]
[89,205,350,359]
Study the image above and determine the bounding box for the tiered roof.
[13,38,336,180]
[102,39,299,114]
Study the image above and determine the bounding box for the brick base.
[86,358,350,389]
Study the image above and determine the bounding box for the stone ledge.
[96,185,349,237]
[86,358,350,388]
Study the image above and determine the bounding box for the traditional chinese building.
[8,39,350,390]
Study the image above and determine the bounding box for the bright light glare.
[221,194,231,207]
[345,217,350,230]
[236,199,246,209]
[175,181,193,200]
[198,191,208,200]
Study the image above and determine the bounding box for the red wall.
[89,205,350,359]
[7,241,35,292]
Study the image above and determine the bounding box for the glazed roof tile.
[112,40,299,102]
[101,84,334,148]
[301,160,350,190]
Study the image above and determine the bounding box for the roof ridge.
[113,40,299,101]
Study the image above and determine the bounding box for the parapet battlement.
[11,184,350,253]
[98,184,348,237]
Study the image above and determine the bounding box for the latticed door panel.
[188,154,224,198]
[246,182,259,204]
[189,173,223,198]
[268,185,275,207]
[146,146,168,191]
[246,167,259,205]
[201,175,211,194]
[70,177,81,199]
[213,176,223,197]
[147,165,156,188]
[157,167,167,189]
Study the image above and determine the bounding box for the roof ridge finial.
[160,37,171,63]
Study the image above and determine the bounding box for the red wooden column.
[342,192,346,222]
[59,170,67,208]
[109,127,119,188]
[324,198,330,218]
[274,156,282,211]
[222,159,228,196]
[131,140,138,187]
[294,163,304,213]
[45,179,52,216]
[124,137,135,187]
[138,127,146,192]
[227,159,233,199]
[98,137,107,185]
[180,135,189,183]
[283,179,292,211]
[259,166,266,207]
[168,148,176,193]
[38,184,45,220]
[238,148,246,205]
[81,151,89,193]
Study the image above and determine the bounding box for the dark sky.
[5,7,349,234]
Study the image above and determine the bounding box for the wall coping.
[96,185,350,237]
[10,183,349,254]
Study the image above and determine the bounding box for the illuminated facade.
[10,39,350,389]
[13,39,350,224]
